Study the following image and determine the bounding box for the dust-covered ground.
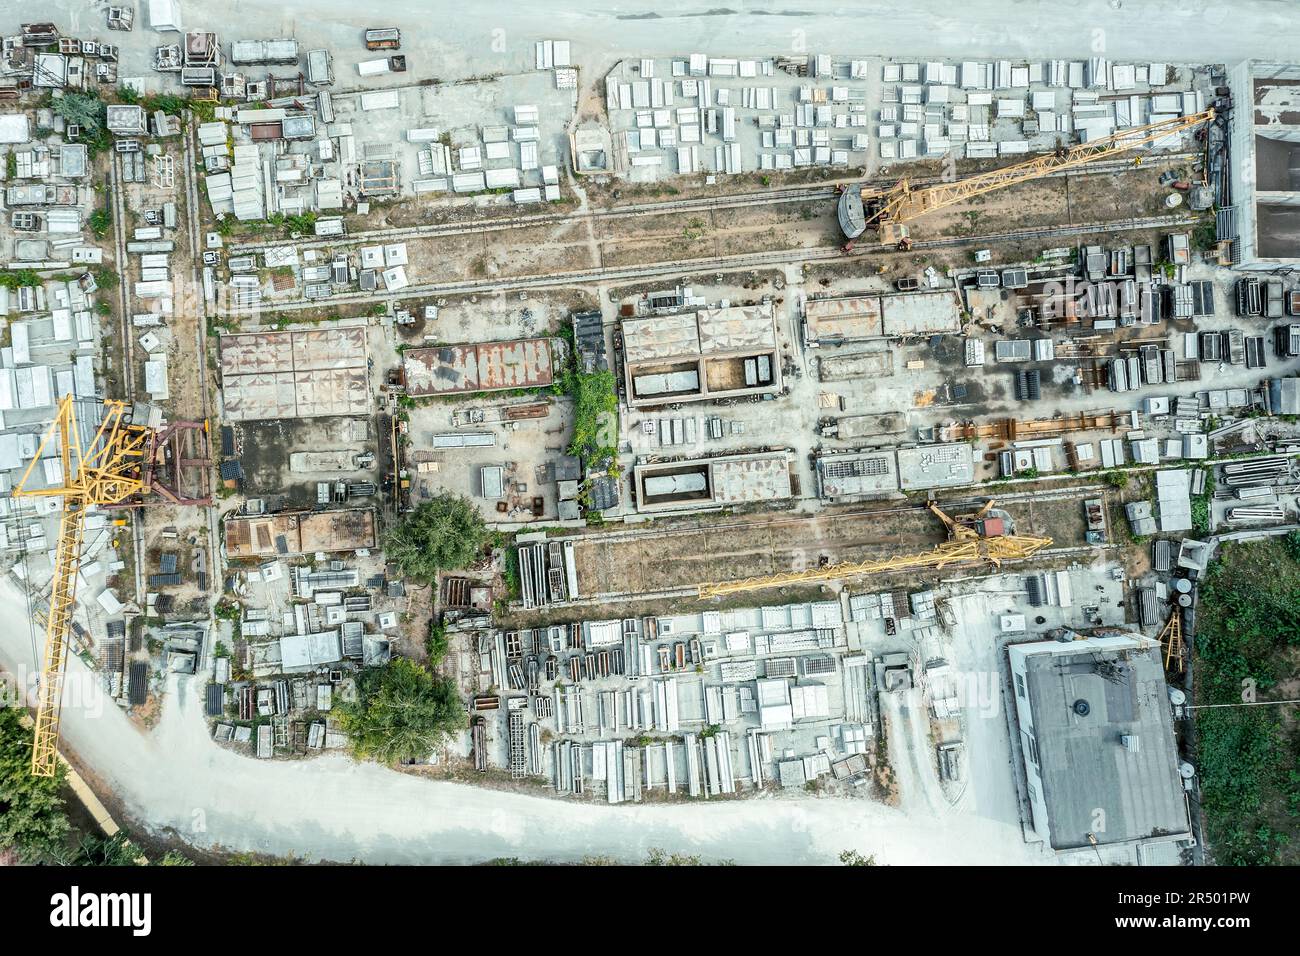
[0,579,1051,866]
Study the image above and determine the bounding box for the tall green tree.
[0,706,70,863]
[339,658,465,763]
[383,494,486,583]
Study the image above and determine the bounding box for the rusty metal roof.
[224,509,375,557]
[403,337,553,396]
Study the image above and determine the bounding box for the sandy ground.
[881,688,949,818]
[0,579,1051,865]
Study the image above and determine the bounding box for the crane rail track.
[233,211,1198,314]
[556,482,1108,548]
[554,544,1107,609]
[229,151,1196,254]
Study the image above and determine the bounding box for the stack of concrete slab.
[1155,468,1193,533]
[229,143,265,220]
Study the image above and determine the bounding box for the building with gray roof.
[620,303,781,408]
[1008,633,1191,855]
[1225,62,1300,271]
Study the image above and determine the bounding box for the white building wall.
[1008,647,1051,845]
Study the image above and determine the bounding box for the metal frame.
[12,396,150,776]
[698,500,1052,599]
[859,109,1216,245]
[1159,609,1185,674]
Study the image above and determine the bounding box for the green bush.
[426,619,450,666]
[1195,539,1300,864]
[283,212,316,236]
[89,206,112,239]
[144,93,186,115]
[52,92,106,133]
[557,366,618,463]
[501,544,521,600]
[0,270,42,290]
[0,707,70,863]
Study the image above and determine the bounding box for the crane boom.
[839,108,1216,243]
[28,508,86,777]
[698,533,1052,599]
[698,499,1051,599]
[13,396,150,776]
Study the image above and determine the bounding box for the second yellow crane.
[697,500,1051,599]
[837,108,1216,247]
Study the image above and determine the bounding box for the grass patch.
[1194,533,1300,864]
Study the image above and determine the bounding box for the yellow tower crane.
[837,108,1217,247]
[697,500,1052,600]
[11,395,211,776]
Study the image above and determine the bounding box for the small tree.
[52,92,107,133]
[839,849,878,866]
[339,658,464,763]
[384,494,486,583]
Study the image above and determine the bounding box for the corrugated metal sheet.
[403,338,553,396]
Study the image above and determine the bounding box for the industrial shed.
[1008,634,1191,854]
[403,337,554,397]
[803,294,884,344]
[633,451,794,514]
[219,327,370,420]
[621,303,781,408]
[879,290,964,337]
[224,508,377,558]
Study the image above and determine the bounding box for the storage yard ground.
[566,490,1092,600]
[6,0,1300,872]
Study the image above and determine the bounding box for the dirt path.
[0,581,1049,866]
[881,688,948,819]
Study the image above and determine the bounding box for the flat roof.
[0,113,30,145]
[623,303,776,365]
[804,295,883,341]
[896,442,975,490]
[1016,637,1189,850]
[696,304,778,354]
[219,327,369,420]
[403,337,553,396]
[817,451,900,498]
[280,631,343,670]
[224,508,376,558]
[623,312,700,363]
[634,451,793,513]
[880,290,963,336]
[710,454,793,504]
[1257,204,1300,259]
